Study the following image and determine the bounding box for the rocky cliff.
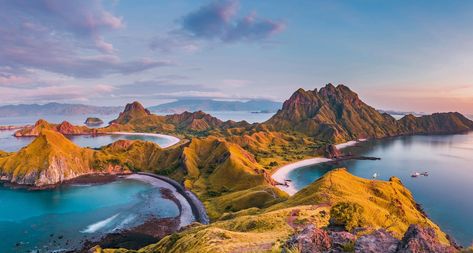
[265,84,473,142]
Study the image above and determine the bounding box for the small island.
[84,117,104,126]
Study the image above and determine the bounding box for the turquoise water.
[0,177,179,252]
[0,130,173,152]
[287,132,473,246]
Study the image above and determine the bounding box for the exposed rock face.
[285,224,332,253]
[286,226,457,253]
[324,144,342,158]
[14,119,94,137]
[397,225,457,253]
[265,84,473,142]
[355,229,399,253]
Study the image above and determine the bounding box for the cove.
[0,130,179,152]
[285,132,473,246]
[0,175,182,252]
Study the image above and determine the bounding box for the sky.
[1,0,473,114]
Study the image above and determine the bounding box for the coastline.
[125,174,196,228]
[271,139,366,196]
[107,131,180,148]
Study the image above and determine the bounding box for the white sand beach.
[272,139,366,195]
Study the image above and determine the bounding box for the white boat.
[411,172,420,177]
[372,172,378,179]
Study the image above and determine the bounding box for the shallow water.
[0,130,174,152]
[0,177,179,252]
[287,132,473,246]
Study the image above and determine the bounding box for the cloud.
[182,1,285,42]
[150,0,286,52]
[0,0,168,78]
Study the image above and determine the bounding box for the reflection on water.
[288,132,473,246]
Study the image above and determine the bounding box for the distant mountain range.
[0,103,122,117]
[148,99,282,113]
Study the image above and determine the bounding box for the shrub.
[329,202,365,231]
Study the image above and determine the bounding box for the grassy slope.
[95,169,449,253]
[181,136,288,220]
[0,130,96,184]
[268,169,448,242]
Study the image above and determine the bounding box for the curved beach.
[108,132,180,148]
[272,139,366,195]
[126,173,197,228]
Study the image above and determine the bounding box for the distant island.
[84,117,104,126]
[0,102,122,117]
[148,99,282,113]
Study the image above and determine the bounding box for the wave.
[81,214,119,233]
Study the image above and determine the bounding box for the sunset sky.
[1,0,473,114]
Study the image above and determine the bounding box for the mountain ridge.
[148,99,281,113]
[0,102,122,117]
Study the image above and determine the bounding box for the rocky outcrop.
[14,119,94,137]
[397,225,457,253]
[323,144,342,158]
[355,229,399,253]
[285,224,332,253]
[285,225,457,253]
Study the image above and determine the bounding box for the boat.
[411,172,420,177]
[372,172,378,179]
[420,172,429,176]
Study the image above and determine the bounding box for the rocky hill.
[265,84,399,142]
[14,119,96,137]
[106,101,250,135]
[0,130,125,186]
[398,112,473,135]
[265,84,473,142]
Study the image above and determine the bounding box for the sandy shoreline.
[108,132,180,148]
[125,174,195,228]
[272,139,366,196]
